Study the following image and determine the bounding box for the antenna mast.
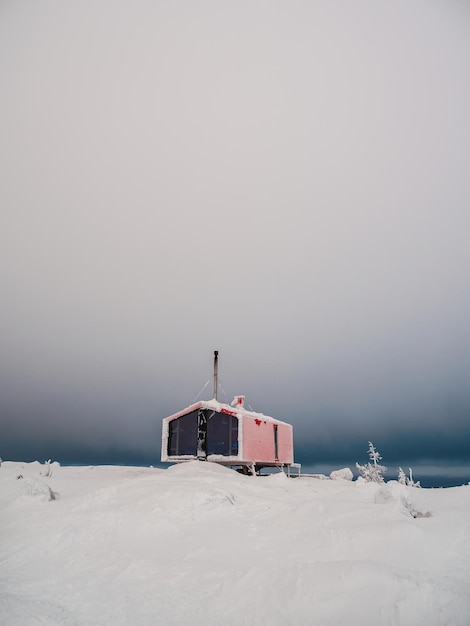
[213,350,219,400]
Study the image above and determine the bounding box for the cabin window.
[274,424,279,460]
[168,410,198,456]
[206,411,238,456]
[168,409,238,457]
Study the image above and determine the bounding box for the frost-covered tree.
[397,466,421,487]
[398,467,407,485]
[356,441,387,483]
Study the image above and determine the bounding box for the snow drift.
[1,460,469,625]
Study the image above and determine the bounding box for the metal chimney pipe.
[213,350,219,400]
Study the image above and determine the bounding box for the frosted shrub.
[40,459,53,478]
[398,467,421,487]
[397,467,406,485]
[356,441,387,483]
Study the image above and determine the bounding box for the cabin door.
[196,408,207,459]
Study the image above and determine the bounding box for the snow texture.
[1,460,469,625]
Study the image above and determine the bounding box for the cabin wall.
[241,417,293,465]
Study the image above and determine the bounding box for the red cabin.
[161,394,295,474]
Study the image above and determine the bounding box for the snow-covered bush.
[400,494,431,518]
[330,468,353,481]
[21,478,56,501]
[356,441,387,483]
[397,467,406,485]
[40,459,53,478]
[374,486,393,504]
[398,467,420,487]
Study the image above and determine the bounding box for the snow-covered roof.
[163,397,291,426]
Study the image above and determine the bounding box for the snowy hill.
[1,460,469,625]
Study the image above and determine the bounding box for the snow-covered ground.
[1,460,469,626]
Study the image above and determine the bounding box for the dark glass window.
[168,409,238,457]
[206,410,238,456]
[168,410,198,456]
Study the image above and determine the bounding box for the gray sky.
[1,1,470,468]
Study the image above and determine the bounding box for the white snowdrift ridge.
[1,460,469,626]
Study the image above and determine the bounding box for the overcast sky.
[1,1,469,470]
